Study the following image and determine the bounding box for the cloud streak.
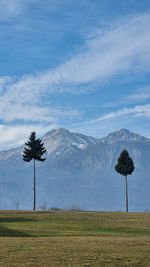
[0,12,150,141]
[97,104,150,121]
[72,104,150,128]
[126,86,150,103]
[70,104,150,140]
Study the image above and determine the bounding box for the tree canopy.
[23,132,46,162]
[115,149,134,176]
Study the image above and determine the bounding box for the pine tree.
[115,149,134,212]
[23,132,46,210]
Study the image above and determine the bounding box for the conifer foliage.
[23,132,46,210]
[115,149,134,212]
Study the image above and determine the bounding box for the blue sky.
[0,0,150,148]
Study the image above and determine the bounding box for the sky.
[0,0,150,148]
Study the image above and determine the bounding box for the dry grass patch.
[0,211,149,266]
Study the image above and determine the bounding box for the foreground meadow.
[0,211,149,266]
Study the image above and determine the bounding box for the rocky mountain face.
[0,128,149,212]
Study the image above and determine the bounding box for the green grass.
[0,211,149,266]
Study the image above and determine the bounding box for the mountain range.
[0,128,149,212]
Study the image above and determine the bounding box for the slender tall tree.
[115,149,134,212]
[23,132,46,210]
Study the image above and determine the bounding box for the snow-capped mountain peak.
[100,128,150,144]
[43,127,70,139]
[0,127,150,211]
[42,128,99,155]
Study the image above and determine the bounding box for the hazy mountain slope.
[0,128,149,211]
[100,128,150,144]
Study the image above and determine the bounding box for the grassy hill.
[0,211,149,266]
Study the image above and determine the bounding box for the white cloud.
[50,13,150,84]
[126,86,150,103]
[98,104,150,121]
[71,104,150,139]
[102,86,150,108]
[0,13,150,125]
[0,123,58,149]
[0,100,80,123]
[0,74,81,123]
[72,104,150,128]
[1,13,150,85]
[0,76,13,93]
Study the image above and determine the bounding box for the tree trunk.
[33,159,36,211]
[125,175,128,212]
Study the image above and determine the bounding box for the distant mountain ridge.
[100,129,150,144]
[0,128,149,211]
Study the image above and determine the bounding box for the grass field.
[0,211,149,266]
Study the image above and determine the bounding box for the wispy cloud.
[0,74,81,123]
[0,123,58,149]
[97,104,150,121]
[102,86,150,108]
[52,12,150,84]
[72,104,150,128]
[0,11,150,147]
[2,13,150,90]
[0,76,13,92]
[71,104,150,139]
[126,86,150,103]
